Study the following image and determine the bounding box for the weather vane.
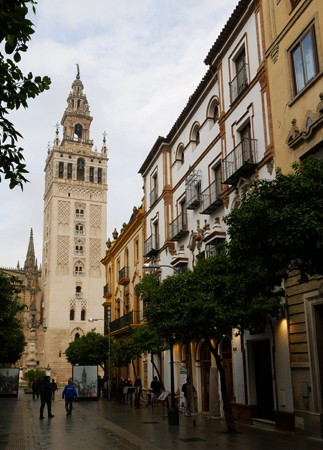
[55,122,60,135]
[102,130,107,143]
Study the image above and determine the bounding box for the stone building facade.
[262,0,323,438]
[137,0,297,432]
[101,206,145,386]
[0,229,45,375]
[41,70,108,382]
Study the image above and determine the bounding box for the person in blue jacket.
[62,378,77,417]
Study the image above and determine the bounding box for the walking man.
[39,376,54,419]
[51,379,58,400]
[62,378,77,417]
[150,376,162,406]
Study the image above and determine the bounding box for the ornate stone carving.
[267,158,274,175]
[222,193,230,209]
[286,93,323,149]
[270,44,279,63]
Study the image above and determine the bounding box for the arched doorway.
[200,342,211,412]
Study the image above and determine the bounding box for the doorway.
[201,343,211,412]
[252,340,275,420]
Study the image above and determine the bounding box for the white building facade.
[139,0,294,431]
[42,71,108,382]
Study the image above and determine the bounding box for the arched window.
[191,123,200,148]
[75,224,84,235]
[74,124,83,139]
[74,261,84,276]
[77,158,85,181]
[70,309,75,321]
[81,309,86,321]
[176,144,185,166]
[76,286,82,298]
[74,333,80,340]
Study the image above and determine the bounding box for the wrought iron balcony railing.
[222,138,258,185]
[169,213,189,241]
[103,283,111,296]
[200,178,223,214]
[118,266,130,284]
[229,63,248,104]
[110,310,142,333]
[150,186,158,207]
[144,235,159,257]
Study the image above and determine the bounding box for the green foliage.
[225,157,323,283]
[24,368,46,387]
[0,272,26,365]
[65,330,110,371]
[128,324,168,356]
[110,339,134,369]
[0,0,51,189]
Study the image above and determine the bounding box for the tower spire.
[76,63,80,80]
[24,228,36,271]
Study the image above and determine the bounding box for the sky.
[0,0,239,268]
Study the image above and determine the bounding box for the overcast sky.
[0,0,239,268]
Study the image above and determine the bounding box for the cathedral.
[0,229,44,375]
[41,68,108,382]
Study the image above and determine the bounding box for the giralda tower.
[42,68,108,380]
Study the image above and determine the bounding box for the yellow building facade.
[263,0,323,438]
[101,206,146,385]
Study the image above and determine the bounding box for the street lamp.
[22,304,47,332]
[142,262,179,425]
[88,318,111,400]
[142,262,174,270]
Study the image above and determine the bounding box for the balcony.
[74,271,84,277]
[200,178,223,214]
[75,292,83,298]
[169,213,189,241]
[186,169,202,210]
[229,63,248,104]
[74,250,84,256]
[75,213,85,219]
[75,230,85,235]
[144,235,159,257]
[110,310,142,333]
[222,138,258,185]
[118,266,130,286]
[103,283,112,297]
[150,186,157,207]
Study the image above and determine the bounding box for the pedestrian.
[127,378,133,406]
[62,378,77,417]
[98,375,103,397]
[103,377,110,400]
[51,378,58,400]
[117,377,125,404]
[134,377,142,408]
[181,377,195,417]
[39,375,54,419]
[150,376,162,406]
[111,377,117,400]
[32,378,40,399]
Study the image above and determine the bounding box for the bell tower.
[42,67,108,381]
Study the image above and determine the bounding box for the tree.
[24,368,46,387]
[65,330,110,372]
[0,272,26,365]
[225,157,323,283]
[136,250,284,433]
[0,0,51,189]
